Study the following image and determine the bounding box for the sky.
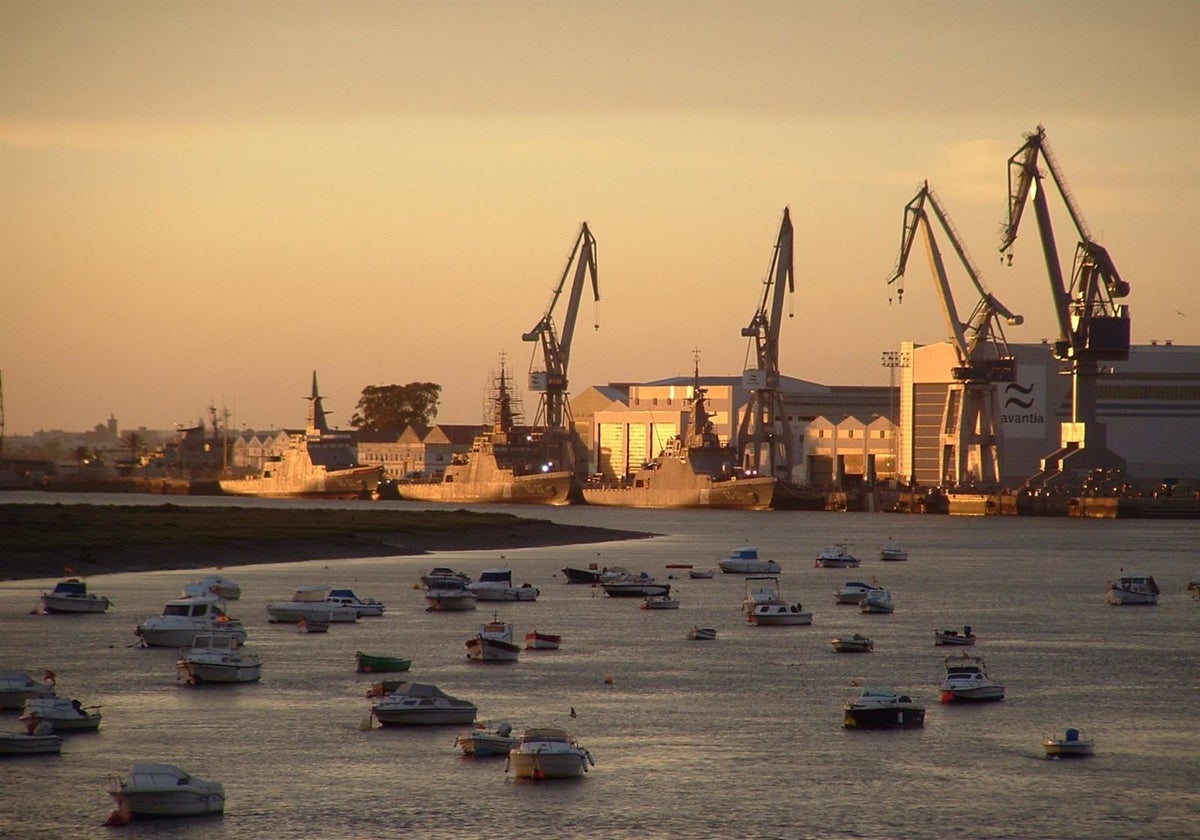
[2,0,1198,437]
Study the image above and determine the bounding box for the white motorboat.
[0,730,63,756]
[181,574,241,600]
[326,588,386,617]
[860,588,895,614]
[815,544,860,568]
[934,626,977,646]
[742,576,783,615]
[266,585,359,623]
[641,594,680,610]
[835,581,883,605]
[940,654,1006,703]
[879,542,908,562]
[524,630,562,650]
[38,578,110,614]
[176,634,262,685]
[135,595,248,648]
[718,546,782,575]
[1106,573,1161,605]
[21,696,101,733]
[466,617,521,662]
[0,670,56,711]
[750,602,813,626]
[831,633,874,653]
[370,682,478,726]
[601,571,671,598]
[506,727,594,780]
[107,763,225,819]
[686,626,717,641]
[455,721,519,757]
[425,582,478,612]
[467,568,539,601]
[421,567,473,588]
[843,686,925,729]
[1043,728,1094,758]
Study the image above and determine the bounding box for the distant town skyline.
[3,1,1197,436]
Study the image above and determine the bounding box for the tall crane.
[522,222,599,476]
[737,208,796,480]
[1000,125,1131,485]
[888,182,1023,486]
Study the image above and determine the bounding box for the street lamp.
[881,350,910,483]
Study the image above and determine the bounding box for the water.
[1,495,1198,839]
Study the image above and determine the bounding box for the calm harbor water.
[1,493,1198,839]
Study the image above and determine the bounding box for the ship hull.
[220,464,379,499]
[582,476,774,510]
[398,470,574,506]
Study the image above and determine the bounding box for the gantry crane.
[522,222,599,476]
[1000,125,1131,485]
[888,182,1023,487]
[737,208,796,481]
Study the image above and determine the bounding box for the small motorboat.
[425,581,478,612]
[1106,573,1161,605]
[815,544,860,568]
[524,631,562,650]
[326,589,386,617]
[506,727,595,779]
[370,682,478,726]
[421,567,473,588]
[465,617,521,662]
[266,585,359,624]
[831,633,873,653]
[455,721,519,757]
[1043,728,1094,758]
[176,634,262,685]
[934,626,977,646]
[750,602,813,626]
[561,565,604,584]
[38,578,111,614]
[686,626,717,641]
[940,653,1005,703]
[879,542,908,562]
[641,594,680,610]
[600,572,670,598]
[107,763,225,819]
[21,696,102,733]
[843,686,925,729]
[0,729,63,756]
[181,574,241,601]
[835,581,883,605]
[135,595,248,648]
[355,651,412,674]
[688,568,716,579]
[467,568,539,601]
[860,588,895,614]
[718,546,782,575]
[0,670,56,711]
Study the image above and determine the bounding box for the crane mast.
[1000,125,1131,486]
[888,182,1022,487]
[737,208,796,480]
[522,222,599,475]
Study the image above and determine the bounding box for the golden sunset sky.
[2,1,1197,435]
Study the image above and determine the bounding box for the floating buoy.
[940,690,955,704]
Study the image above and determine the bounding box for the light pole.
[881,350,909,483]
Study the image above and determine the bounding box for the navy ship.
[581,370,775,510]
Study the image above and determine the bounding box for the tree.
[350,382,441,433]
[123,430,145,461]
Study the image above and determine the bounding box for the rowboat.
[356,652,412,673]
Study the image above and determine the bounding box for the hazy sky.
[3,1,1197,436]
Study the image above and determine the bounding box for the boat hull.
[220,464,379,500]
[372,707,478,726]
[582,475,775,510]
[399,470,574,506]
[843,704,926,729]
[524,632,562,650]
[601,582,671,598]
[135,624,247,649]
[719,560,782,574]
[0,733,63,755]
[750,605,813,625]
[831,636,873,653]
[456,732,518,757]
[40,595,110,614]
[114,789,225,817]
[266,604,359,623]
[934,630,976,646]
[356,653,412,674]
[561,567,603,584]
[507,750,591,779]
[465,638,521,662]
[177,661,262,685]
[941,686,1006,703]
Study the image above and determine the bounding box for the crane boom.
[521,222,599,435]
[738,208,796,481]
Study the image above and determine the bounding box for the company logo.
[1003,381,1035,409]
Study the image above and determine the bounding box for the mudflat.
[0,503,653,581]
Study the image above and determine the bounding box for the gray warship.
[219,373,381,500]
[397,365,575,506]
[581,372,775,510]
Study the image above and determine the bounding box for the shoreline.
[0,503,656,582]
